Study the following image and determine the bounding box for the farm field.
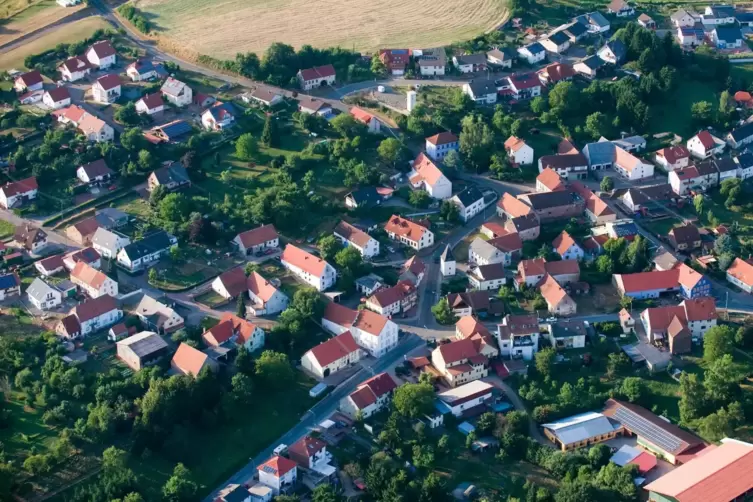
[134,0,509,57]
[0,0,86,48]
[0,15,111,70]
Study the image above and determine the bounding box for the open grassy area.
[640,216,684,237]
[151,247,242,291]
[0,0,87,48]
[651,79,719,135]
[137,0,508,56]
[194,289,229,308]
[0,219,14,239]
[0,0,48,19]
[0,15,112,71]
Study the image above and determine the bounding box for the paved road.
[202,334,425,501]
[0,208,79,249]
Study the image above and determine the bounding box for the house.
[334,221,379,259]
[671,8,697,27]
[26,278,63,310]
[58,295,122,338]
[451,187,486,222]
[378,49,410,75]
[425,131,459,161]
[517,42,546,65]
[281,244,337,291]
[14,70,43,92]
[638,13,656,29]
[13,225,48,252]
[583,141,654,180]
[340,372,397,419]
[645,438,753,500]
[486,48,515,69]
[171,342,218,376]
[505,213,541,241]
[91,228,130,259]
[455,316,498,357]
[573,55,607,79]
[496,314,541,360]
[540,31,571,54]
[497,192,533,219]
[0,177,38,209]
[462,78,498,105]
[607,0,635,17]
[468,263,507,291]
[612,135,647,153]
[233,224,279,256]
[677,24,705,47]
[640,297,717,351]
[70,261,117,298]
[668,166,702,195]
[543,412,621,451]
[145,120,193,144]
[736,152,753,180]
[85,40,116,69]
[366,280,417,316]
[598,39,627,65]
[470,232,522,267]
[537,62,575,86]
[203,313,265,352]
[64,247,101,271]
[480,222,508,239]
[517,191,585,221]
[514,258,580,290]
[135,93,165,115]
[668,224,702,251]
[440,245,456,277]
[570,181,616,224]
[42,87,71,110]
[544,319,586,349]
[258,455,297,496]
[536,167,565,192]
[453,53,487,73]
[504,136,534,166]
[344,186,393,209]
[147,161,190,192]
[35,254,65,277]
[91,74,121,104]
[77,159,113,185]
[322,302,398,357]
[78,114,113,143]
[384,215,434,250]
[726,121,753,150]
[58,56,92,82]
[655,145,691,171]
[574,12,611,33]
[0,273,21,301]
[431,338,489,387]
[620,184,675,213]
[247,271,289,316]
[552,231,584,260]
[242,85,283,107]
[350,107,381,134]
[288,436,334,476]
[116,331,169,371]
[539,274,577,315]
[447,291,491,317]
[687,131,725,159]
[738,10,753,26]
[614,264,711,299]
[711,26,743,49]
[52,104,87,125]
[108,323,130,342]
[297,64,336,90]
[701,4,736,25]
[116,231,177,272]
[19,90,43,105]
[297,96,333,116]
[537,153,589,179]
[201,102,235,131]
[435,380,494,417]
[211,267,249,300]
[561,21,589,42]
[301,331,361,379]
[160,77,192,107]
[416,47,447,76]
[126,59,159,81]
[66,217,100,245]
[408,152,452,199]
[399,256,426,286]
[498,72,542,101]
[726,257,753,293]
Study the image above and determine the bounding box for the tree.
[331,114,365,138]
[595,254,614,275]
[409,189,431,208]
[588,443,611,468]
[736,322,753,349]
[378,138,404,167]
[443,149,462,170]
[261,116,279,147]
[720,178,742,207]
[620,377,643,402]
[530,96,548,115]
[606,352,629,379]
[600,176,614,192]
[393,382,434,418]
[585,111,610,140]
[318,235,342,262]
[255,351,294,387]
[148,268,158,284]
[121,127,147,152]
[459,114,494,172]
[236,294,246,317]
[691,101,713,125]
[693,194,705,215]
[162,463,198,502]
[704,325,735,362]
[679,372,707,423]
[699,402,744,441]
[439,200,459,222]
[714,233,736,256]
[312,484,343,502]
[235,133,258,161]
[535,347,555,378]
[114,102,141,126]
[704,354,740,404]
[431,298,456,325]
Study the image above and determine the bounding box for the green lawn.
[151,248,242,291]
[641,216,684,236]
[114,195,151,220]
[194,289,229,308]
[0,219,14,238]
[651,80,718,135]
[732,63,753,87]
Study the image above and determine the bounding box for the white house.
[58,56,92,82]
[134,295,185,334]
[26,278,63,310]
[451,186,486,222]
[77,114,114,143]
[91,227,130,259]
[498,72,542,100]
[727,258,753,293]
[297,64,336,91]
[425,131,459,161]
[161,77,192,107]
[281,244,336,291]
[468,263,506,291]
[655,145,691,171]
[409,153,452,199]
[0,177,38,209]
[517,42,547,65]
[544,319,587,349]
[301,331,362,379]
[91,74,121,104]
[552,231,584,260]
[42,87,71,110]
[607,0,635,17]
[76,159,113,185]
[233,225,279,256]
[126,59,159,81]
[468,233,521,267]
[257,456,297,496]
[687,131,725,159]
[58,295,123,338]
[497,314,541,360]
[203,313,264,352]
[453,53,488,73]
[0,274,21,301]
[671,9,696,27]
[135,93,165,115]
[504,136,534,165]
[540,31,571,54]
[436,381,494,417]
[14,70,43,93]
[340,372,398,419]
[366,280,416,316]
[416,47,447,76]
[702,4,736,25]
[440,245,456,277]
[462,79,498,105]
[334,221,379,259]
[70,261,117,298]
[487,48,515,68]
[116,231,176,272]
[211,267,250,300]
[711,26,743,49]
[85,40,117,69]
[726,122,753,150]
[350,107,381,134]
[323,302,398,358]
[597,40,627,65]
[384,215,434,250]
[431,338,489,387]
[201,102,235,131]
[247,271,289,316]
[736,153,753,180]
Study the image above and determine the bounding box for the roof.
[385,215,430,243]
[536,167,565,191]
[117,331,168,358]
[298,95,331,113]
[95,74,120,91]
[219,313,260,346]
[603,39,627,62]
[578,54,606,71]
[456,315,493,339]
[547,30,570,45]
[58,315,81,335]
[728,121,753,143]
[52,104,87,123]
[657,145,690,164]
[204,101,235,122]
[638,13,654,22]
[510,213,540,232]
[45,86,70,103]
[69,217,100,239]
[714,26,743,43]
[522,41,545,55]
[368,280,415,308]
[152,161,190,186]
[307,331,359,367]
[518,190,578,210]
[1,177,38,197]
[66,247,101,266]
[608,0,631,11]
[504,136,529,153]
[350,106,375,125]
[616,269,681,293]
[282,244,329,278]
[552,231,579,256]
[713,157,737,173]
[507,72,540,90]
[410,152,446,186]
[545,259,580,276]
[334,221,372,248]
[564,21,588,37]
[437,380,494,407]
[644,439,753,502]
[16,70,42,87]
[247,271,282,303]
[440,244,455,262]
[88,40,116,58]
[426,131,458,146]
[603,399,705,456]
[539,274,570,307]
[38,254,65,272]
[471,263,506,281]
[623,184,675,207]
[489,232,522,253]
[669,224,700,246]
[161,77,190,97]
[353,309,389,336]
[453,186,484,207]
[298,64,336,81]
[77,113,109,134]
[454,53,487,66]
[121,231,174,261]
[469,238,503,262]
[127,58,156,75]
[727,258,753,286]
[79,159,113,179]
[693,130,716,150]
[70,261,109,289]
[258,455,297,477]
[139,92,164,110]
[215,267,248,298]
[134,295,181,331]
[538,153,588,170]
[323,302,358,328]
[171,342,210,376]
[59,56,92,74]
[549,319,587,339]
[447,291,490,312]
[542,411,617,446]
[401,255,426,278]
[497,193,533,217]
[360,372,397,399]
[465,78,497,97]
[289,436,327,462]
[486,48,513,61]
[734,90,752,102]
[671,8,693,20]
[539,62,575,82]
[236,225,278,248]
[0,273,20,291]
[72,295,118,322]
[92,227,126,252]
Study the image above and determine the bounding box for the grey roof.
[417,48,447,67]
[121,231,175,261]
[714,26,743,43]
[709,4,735,18]
[602,39,627,62]
[522,42,545,55]
[469,238,501,261]
[134,295,178,325]
[160,77,189,97]
[487,48,514,62]
[355,273,384,290]
[27,278,57,303]
[542,412,618,446]
[466,78,497,97]
[455,53,487,66]
[95,207,128,228]
[549,319,587,338]
[152,161,190,186]
[583,141,616,166]
[613,135,646,149]
[728,121,753,143]
[564,21,588,37]
[92,227,128,253]
[736,152,753,169]
[580,55,606,70]
[548,31,570,45]
[454,186,484,207]
[346,186,380,206]
[581,11,610,28]
[117,331,168,358]
[713,157,737,173]
[671,8,693,21]
[472,263,506,280]
[440,244,455,263]
[521,191,579,210]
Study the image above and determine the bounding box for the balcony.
[513,335,535,347]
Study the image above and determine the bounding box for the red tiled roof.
[426,131,458,146]
[323,302,358,327]
[16,70,42,87]
[216,267,248,298]
[497,193,532,218]
[437,338,480,364]
[203,319,234,346]
[171,342,210,376]
[259,455,297,477]
[53,105,87,123]
[307,331,359,367]
[657,145,690,165]
[552,231,578,256]
[694,130,716,150]
[734,91,752,102]
[247,271,279,303]
[45,86,70,103]
[349,386,377,409]
[489,232,523,253]
[298,64,336,81]
[353,309,389,336]
[59,56,92,74]
[38,254,64,272]
[545,259,580,276]
[539,274,569,306]
[58,314,81,335]
[1,177,38,197]
[558,138,579,155]
[350,106,375,124]
[538,62,575,82]
[237,224,278,248]
[504,136,529,153]
[616,269,681,293]
[71,261,109,289]
[95,74,121,91]
[481,222,507,237]
[70,217,100,238]
[334,221,372,248]
[361,372,397,398]
[410,152,445,186]
[219,312,260,346]
[72,295,117,322]
[384,215,430,243]
[88,40,116,58]
[629,451,657,473]
[139,92,164,110]
[282,244,329,277]
[401,255,425,277]
[289,436,326,463]
[726,258,753,287]
[536,167,565,191]
[368,280,415,308]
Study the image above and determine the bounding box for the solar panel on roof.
[262,465,276,474]
[612,406,684,453]
[160,121,192,138]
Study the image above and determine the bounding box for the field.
[0,15,111,70]
[134,0,509,57]
[0,0,87,48]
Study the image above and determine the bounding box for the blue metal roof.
[584,141,615,166]
[0,273,19,290]
[525,42,545,54]
[159,120,192,139]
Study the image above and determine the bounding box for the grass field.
[0,0,47,19]
[0,0,86,48]
[135,0,508,57]
[0,15,111,70]
[651,79,718,135]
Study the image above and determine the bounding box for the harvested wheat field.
[0,0,87,48]
[135,0,509,57]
